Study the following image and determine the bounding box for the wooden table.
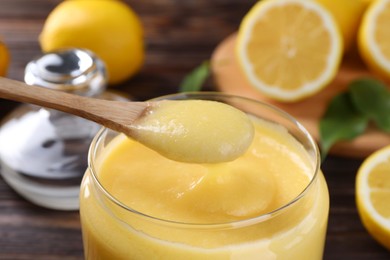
[0,1,389,259]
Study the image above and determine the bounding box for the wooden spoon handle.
[0,77,148,135]
[0,76,95,115]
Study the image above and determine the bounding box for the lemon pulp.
[356,145,390,250]
[236,0,342,102]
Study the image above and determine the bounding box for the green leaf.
[349,78,390,132]
[179,61,210,92]
[319,92,369,159]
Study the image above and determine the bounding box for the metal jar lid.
[24,48,107,97]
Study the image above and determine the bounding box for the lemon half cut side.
[236,0,343,102]
[356,145,390,250]
[359,0,390,80]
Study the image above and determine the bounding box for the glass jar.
[79,93,329,259]
[0,48,125,210]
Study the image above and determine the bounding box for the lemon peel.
[0,40,10,76]
[39,0,144,85]
[315,0,370,52]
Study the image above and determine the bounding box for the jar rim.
[87,92,321,229]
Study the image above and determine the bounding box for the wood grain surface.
[0,0,389,259]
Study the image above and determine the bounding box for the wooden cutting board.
[211,33,390,158]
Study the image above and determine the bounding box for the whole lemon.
[315,0,371,52]
[0,40,10,76]
[39,0,144,85]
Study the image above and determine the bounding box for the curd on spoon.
[130,99,255,163]
[0,77,254,163]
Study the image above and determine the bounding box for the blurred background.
[0,0,389,259]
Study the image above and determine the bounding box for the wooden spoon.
[0,76,254,163]
[0,76,149,136]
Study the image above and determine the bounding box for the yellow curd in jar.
[80,113,329,259]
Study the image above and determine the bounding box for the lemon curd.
[79,94,329,259]
[130,100,254,164]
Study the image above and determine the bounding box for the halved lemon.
[356,145,390,250]
[358,0,390,80]
[236,0,343,102]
